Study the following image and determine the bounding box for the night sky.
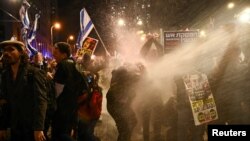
[56,0,250,55]
[1,0,249,57]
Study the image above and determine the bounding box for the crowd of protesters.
[0,22,250,141]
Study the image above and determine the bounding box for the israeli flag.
[19,0,30,29]
[19,0,38,56]
[76,8,94,49]
[27,14,40,42]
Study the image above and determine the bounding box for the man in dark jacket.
[0,40,48,141]
[51,42,85,141]
[107,66,139,141]
[31,51,55,140]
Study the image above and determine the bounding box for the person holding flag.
[76,8,110,59]
[76,8,94,49]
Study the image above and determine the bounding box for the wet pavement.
[94,112,165,141]
[94,112,208,141]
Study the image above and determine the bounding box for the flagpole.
[0,8,21,22]
[93,26,111,56]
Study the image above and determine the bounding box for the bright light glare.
[69,35,74,40]
[117,19,125,26]
[239,8,250,23]
[227,2,235,9]
[54,23,61,29]
[137,30,144,35]
[140,36,145,41]
[137,20,143,25]
[91,55,96,60]
[140,34,146,41]
[200,30,206,37]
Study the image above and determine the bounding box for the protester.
[51,42,85,141]
[175,74,205,141]
[0,40,47,141]
[210,23,249,124]
[163,96,178,141]
[75,53,104,141]
[106,64,140,141]
[211,42,248,124]
[138,36,165,141]
[136,68,164,141]
[31,52,56,140]
[77,71,102,141]
[31,52,47,71]
[47,59,57,80]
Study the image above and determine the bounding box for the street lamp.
[67,35,74,43]
[67,35,76,54]
[50,22,61,45]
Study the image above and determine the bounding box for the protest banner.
[183,73,218,125]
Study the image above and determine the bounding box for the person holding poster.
[82,37,98,56]
[174,45,217,141]
[175,74,206,141]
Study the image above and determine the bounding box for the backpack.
[77,72,103,122]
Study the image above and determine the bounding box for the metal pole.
[50,25,54,54]
[0,8,21,22]
[50,25,54,45]
[93,26,111,56]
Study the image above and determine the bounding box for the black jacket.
[0,64,47,131]
[53,58,84,133]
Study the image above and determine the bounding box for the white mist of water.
[108,21,246,108]
[96,1,250,140]
[99,23,245,141]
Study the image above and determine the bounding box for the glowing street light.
[117,18,125,26]
[238,8,250,23]
[67,35,74,43]
[227,2,235,9]
[66,35,75,54]
[51,22,61,45]
[54,23,61,29]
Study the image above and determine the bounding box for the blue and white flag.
[19,0,38,56]
[19,0,30,29]
[27,14,39,42]
[76,8,94,49]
